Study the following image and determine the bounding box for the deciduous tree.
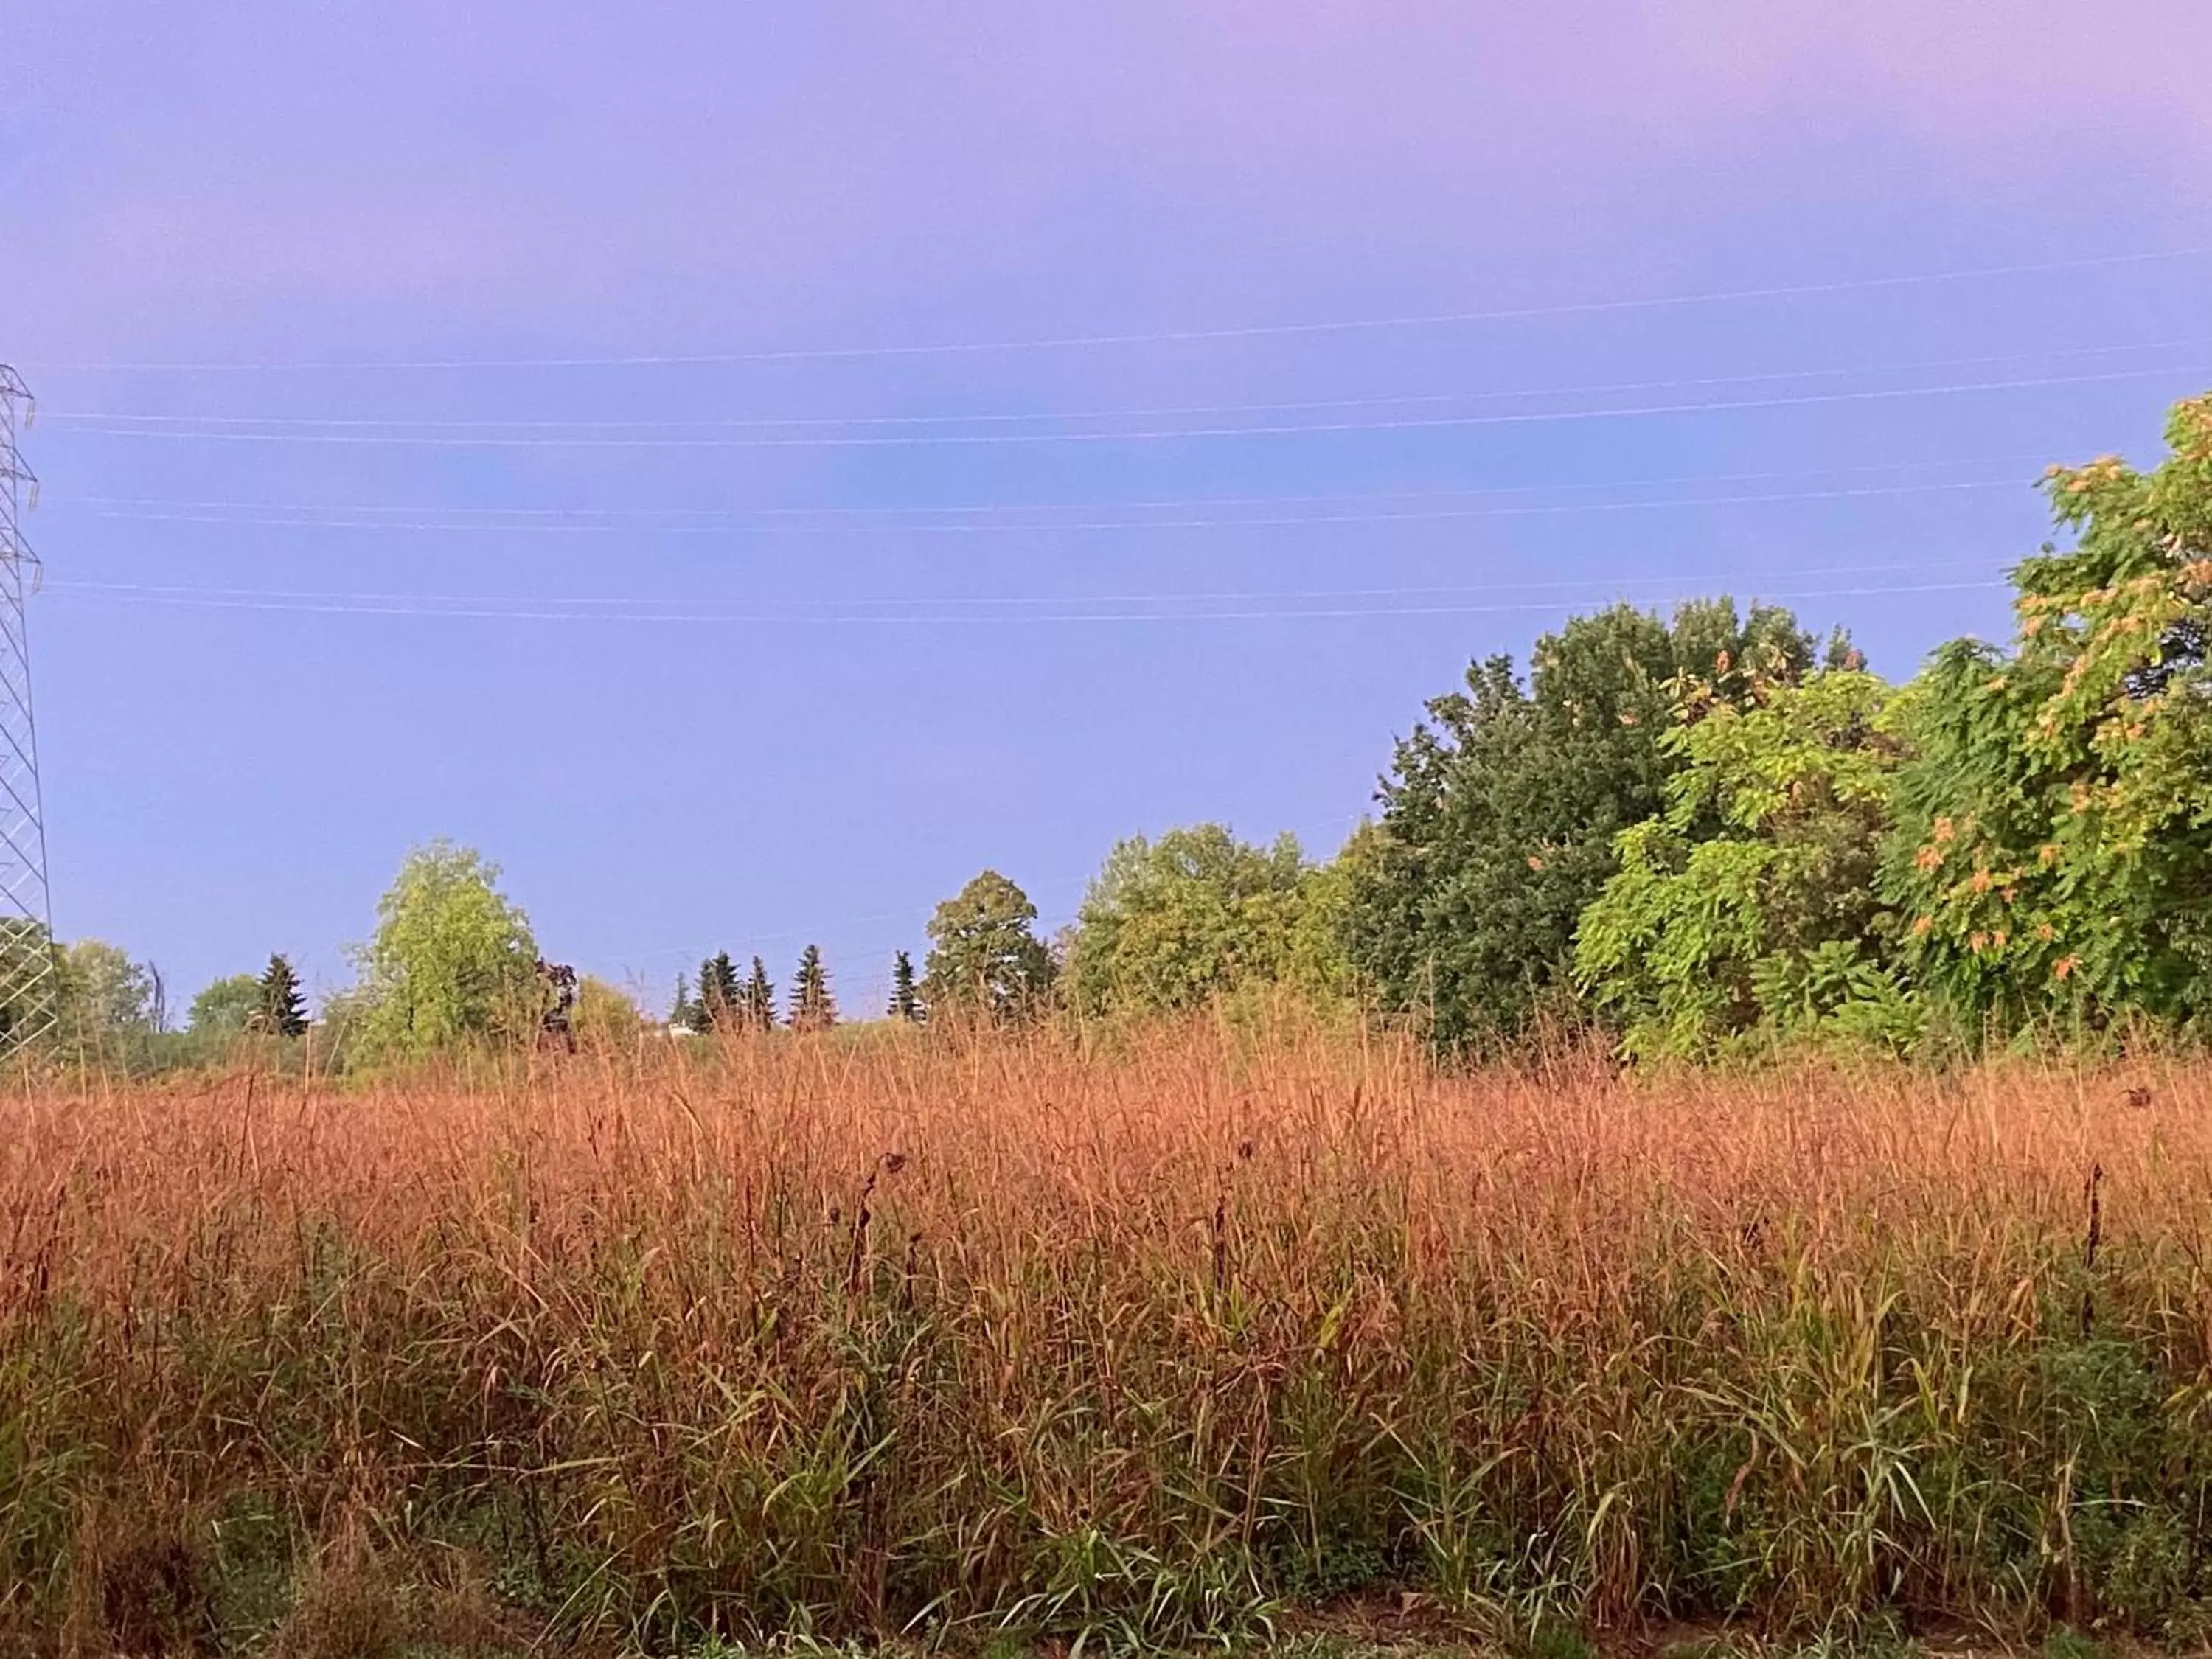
[187,973,262,1037]
[1882,394,2212,1027]
[1345,598,1848,1052]
[1065,824,1346,1015]
[922,872,1054,1024]
[573,976,644,1050]
[1575,669,1913,1059]
[60,940,159,1038]
[353,841,540,1059]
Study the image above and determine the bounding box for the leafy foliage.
[922,871,1054,1024]
[352,841,540,1060]
[1065,824,1346,1016]
[1346,598,1851,1052]
[187,974,262,1037]
[44,392,2212,1075]
[60,940,161,1039]
[1574,669,1915,1059]
[571,975,644,1049]
[1881,396,2212,1029]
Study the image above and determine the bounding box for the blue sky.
[4,3,2211,1014]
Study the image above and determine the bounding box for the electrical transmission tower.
[0,366,57,1053]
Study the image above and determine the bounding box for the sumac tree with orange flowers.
[1879,394,2212,1028]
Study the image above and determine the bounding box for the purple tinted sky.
[5,2,2211,1012]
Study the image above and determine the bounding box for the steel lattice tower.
[0,366,57,1052]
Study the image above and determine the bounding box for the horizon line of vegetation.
[26,388,2212,1074]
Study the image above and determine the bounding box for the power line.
[49,556,2000,613]
[40,365,2205,450]
[49,453,2055,524]
[29,244,2212,372]
[50,574,2011,626]
[42,335,2212,432]
[65,477,2032,538]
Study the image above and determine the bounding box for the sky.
[4,2,2211,1015]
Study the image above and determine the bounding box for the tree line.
[34,391,2212,1068]
[1352,392,2212,1057]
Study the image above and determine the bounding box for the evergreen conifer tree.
[253,953,308,1037]
[789,944,835,1030]
[670,971,701,1033]
[743,956,776,1030]
[888,949,924,1023]
[698,950,742,1030]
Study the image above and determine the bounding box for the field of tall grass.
[5,1023,2210,1655]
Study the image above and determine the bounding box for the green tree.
[1881,394,2212,1028]
[888,949,924,1023]
[1344,597,1848,1052]
[743,956,776,1030]
[669,971,700,1033]
[573,976,644,1049]
[788,945,835,1030]
[188,973,262,1037]
[254,953,308,1037]
[1574,668,1915,1060]
[1065,824,1346,1015]
[688,959,714,1031]
[696,951,742,1031]
[353,840,540,1059]
[59,940,159,1038]
[922,871,1054,1023]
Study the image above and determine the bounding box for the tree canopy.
[1880,396,2212,1029]
[1344,598,1851,1052]
[571,975,644,1049]
[353,841,540,1060]
[922,871,1054,1024]
[38,389,2212,1074]
[187,973,262,1037]
[1574,668,1913,1060]
[1065,824,1345,1016]
[60,941,160,1040]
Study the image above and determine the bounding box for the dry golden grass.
[3,1023,2208,1652]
